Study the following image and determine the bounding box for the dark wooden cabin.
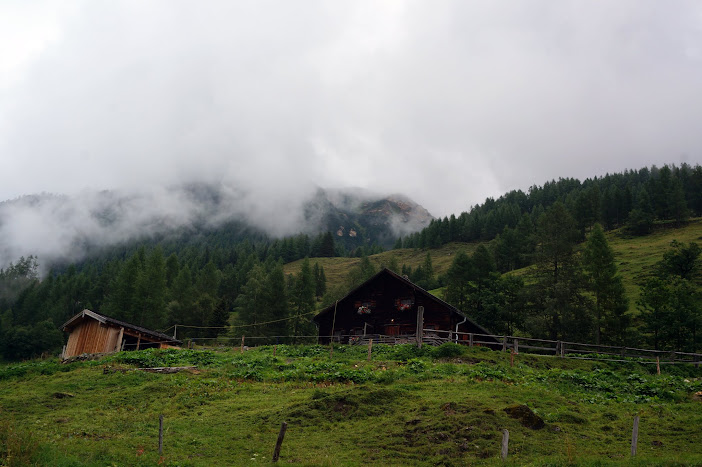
[61,309,181,359]
[313,268,497,345]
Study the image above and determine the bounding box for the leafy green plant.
[431,342,464,359]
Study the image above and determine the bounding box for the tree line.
[398,163,702,252]
[440,202,700,352]
[1,163,700,359]
[0,241,329,359]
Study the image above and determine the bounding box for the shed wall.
[64,320,120,357]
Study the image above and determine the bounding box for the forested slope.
[1,164,701,360]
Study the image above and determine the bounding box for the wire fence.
[111,316,702,368]
[143,327,702,367]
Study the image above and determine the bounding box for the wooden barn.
[313,268,498,346]
[61,309,181,359]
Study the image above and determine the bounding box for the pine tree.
[582,224,629,345]
[669,178,689,225]
[318,232,336,257]
[102,253,141,323]
[234,264,267,335]
[444,251,474,312]
[531,202,591,341]
[259,261,289,340]
[134,247,167,329]
[289,258,315,340]
[313,263,327,299]
[165,253,180,289]
[422,252,436,289]
[168,265,196,334]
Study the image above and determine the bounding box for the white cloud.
[0,0,701,227]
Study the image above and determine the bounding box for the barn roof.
[312,268,494,336]
[62,309,181,345]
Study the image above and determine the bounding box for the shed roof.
[313,268,495,336]
[62,309,182,345]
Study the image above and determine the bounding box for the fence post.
[656,356,661,375]
[367,339,373,361]
[556,341,561,356]
[469,333,474,347]
[560,342,566,358]
[272,421,288,462]
[631,416,639,457]
[416,306,424,349]
[502,337,507,352]
[240,335,245,353]
[513,339,519,355]
[158,414,164,455]
[501,429,509,460]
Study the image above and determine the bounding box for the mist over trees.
[0,163,701,360]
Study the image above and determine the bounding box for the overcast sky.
[1,0,702,219]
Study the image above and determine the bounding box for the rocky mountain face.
[304,189,433,249]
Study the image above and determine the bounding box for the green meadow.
[2,345,701,466]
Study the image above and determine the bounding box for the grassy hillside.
[1,346,701,466]
[283,242,484,289]
[285,219,702,312]
[607,218,702,312]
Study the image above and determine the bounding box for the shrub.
[432,343,464,359]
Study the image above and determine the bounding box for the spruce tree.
[582,224,629,345]
[314,263,327,299]
[167,266,196,333]
[134,247,167,329]
[289,258,315,340]
[531,202,591,341]
[102,253,142,323]
[444,251,474,312]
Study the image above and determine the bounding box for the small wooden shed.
[61,309,181,359]
[313,268,498,346]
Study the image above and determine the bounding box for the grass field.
[282,242,483,289]
[2,345,702,466]
[285,219,702,315]
[607,218,702,313]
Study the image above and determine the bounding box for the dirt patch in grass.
[287,386,408,424]
[503,404,545,429]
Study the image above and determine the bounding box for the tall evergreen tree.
[102,253,142,323]
[444,251,474,312]
[167,265,196,333]
[582,224,629,344]
[313,263,327,299]
[530,202,591,341]
[289,258,315,340]
[133,247,167,329]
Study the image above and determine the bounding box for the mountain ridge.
[0,183,433,269]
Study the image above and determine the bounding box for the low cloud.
[0,1,701,264]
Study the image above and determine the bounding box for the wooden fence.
[188,331,701,366]
[340,329,702,366]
